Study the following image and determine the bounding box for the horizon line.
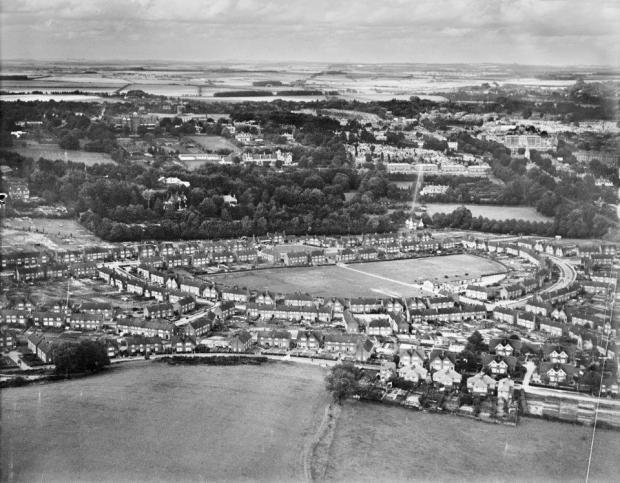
[1,58,619,70]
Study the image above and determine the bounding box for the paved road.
[498,254,577,309]
[539,255,577,294]
[174,306,216,327]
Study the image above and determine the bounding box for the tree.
[59,133,80,150]
[52,340,110,376]
[465,331,488,354]
[325,362,362,404]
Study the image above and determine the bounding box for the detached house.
[542,344,575,364]
[489,337,522,357]
[538,362,576,386]
[482,354,517,377]
[432,368,462,388]
[467,373,497,396]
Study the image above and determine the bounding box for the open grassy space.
[205,254,505,298]
[6,141,115,165]
[1,363,330,482]
[185,135,240,152]
[1,217,109,251]
[325,401,619,482]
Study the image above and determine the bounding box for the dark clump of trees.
[325,363,363,404]
[52,340,110,376]
[428,205,615,238]
[4,151,407,241]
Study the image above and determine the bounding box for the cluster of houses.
[1,230,450,284]
[0,301,116,332]
[384,329,618,411]
[463,236,617,260]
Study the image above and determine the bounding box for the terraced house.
[0,309,29,326]
[349,297,383,313]
[32,311,65,328]
[258,330,292,349]
[144,302,174,319]
[67,313,104,331]
[283,292,315,308]
[117,319,174,339]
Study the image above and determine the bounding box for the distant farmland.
[205,254,505,298]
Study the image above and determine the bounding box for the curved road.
[500,254,577,309]
[538,255,577,295]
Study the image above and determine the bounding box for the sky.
[1,0,619,66]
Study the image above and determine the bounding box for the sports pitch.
[206,254,505,298]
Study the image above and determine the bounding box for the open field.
[1,217,108,251]
[421,203,553,222]
[325,401,620,482]
[1,363,330,482]
[205,254,505,298]
[185,135,240,152]
[6,143,115,165]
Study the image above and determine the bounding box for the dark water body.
[2,364,619,482]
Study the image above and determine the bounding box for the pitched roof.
[482,354,517,372]
[429,350,456,365]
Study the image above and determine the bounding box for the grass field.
[421,203,552,222]
[206,254,505,298]
[7,142,116,165]
[1,217,108,251]
[185,135,240,152]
